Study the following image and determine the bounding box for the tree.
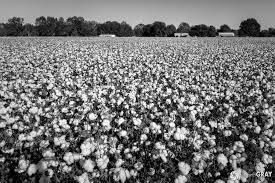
[151,21,166,37]
[142,24,153,37]
[208,25,217,37]
[5,17,24,36]
[166,24,176,37]
[177,22,190,33]
[189,24,209,37]
[218,24,231,32]
[55,17,69,36]
[260,30,270,37]
[134,24,144,37]
[268,28,275,37]
[66,16,86,36]
[21,23,37,36]
[46,16,58,36]
[119,21,133,37]
[35,16,47,36]
[239,18,261,37]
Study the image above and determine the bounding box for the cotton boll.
[175,175,188,183]
[133,117,142,126]
[18,159,29,173]
[63,152,74,165]
[178,162,191,176]
[96,155,109,170]
[217,154,228,167]
[29,106,38,114]
[76,172,90,183]
[82,159,95,172]
[27,164,37,176]
[88,113,98,121]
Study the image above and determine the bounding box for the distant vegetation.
[0,16,274,37]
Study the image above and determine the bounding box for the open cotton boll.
[175,175,188,183]
[82,159,95,172]
[76,172,90,183]
[88,113,98,121]
[18,159,29,173]
[217,154,228,167]
[27,163,37,176]
[63,152,75,165]
[96,155,109,170]
[178,162,191,176]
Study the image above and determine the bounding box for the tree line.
[0,16,275,37]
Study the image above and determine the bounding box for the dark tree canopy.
[218,24,231,32]
[239,18,261,37]
[166,24,176,37]
[189,24,209,37]
[134,24,144,37]
[0,16,273,37]
[208,26,217,37]
[5,17,24,36]
[151,21,167,37]
[177,22,190,33]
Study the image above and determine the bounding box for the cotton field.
[0,37,274,183]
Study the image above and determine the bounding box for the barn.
[218,32,235,37]
[174,33,190,37]
[99,34,116,37]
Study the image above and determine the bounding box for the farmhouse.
[218,32,235,37]
[99,34,116,37]
[174,33,190,37]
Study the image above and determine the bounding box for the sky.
[0,0,274,29]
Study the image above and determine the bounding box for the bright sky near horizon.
[0,0,274,29]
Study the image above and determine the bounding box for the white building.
[99,34,116,37]
[218,32,235,37]
[174,33,190,37]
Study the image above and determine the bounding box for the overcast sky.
[0,0,274,29]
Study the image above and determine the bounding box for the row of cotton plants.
[0,37,274,183]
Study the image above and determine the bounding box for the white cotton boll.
[96,155,109,170]
[223,130,232,137]
[81,94,88,102]
[119,168,130,183]
[102,119,111,127]
[27,164,37,176]
[133,117,142,126]
[262,154,273,164]
[254,126,261,134]
[178,162,191,176]
[175,175,188,183]
[140,134,147,141]
[80,141,95,156]
[255,162,265,172]
[160,153,167,163]
[88,113,98,121]
[63,152,74,165]
[240,134,248,141]
[270,141,275,148]
[18,159,29,173]
[115,159,124,167]
[76,172,90,183]
[119,130,128,137]
[82,159,95,172]
[217,154,228,167]
[117,117,125,125]
[0,122,6,128]
[29,106,38,114]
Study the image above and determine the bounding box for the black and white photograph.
[0,0,274,182]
